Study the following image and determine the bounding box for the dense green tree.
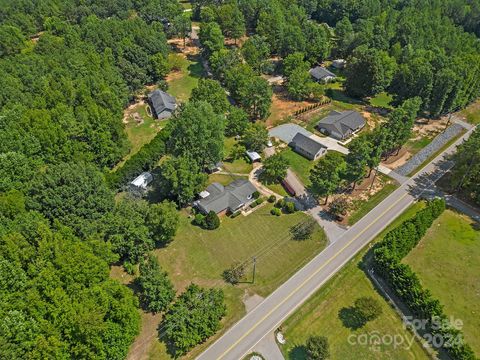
[158,157,207,206]
[309,152,346,204]
[199,21,224,57]
[345,47,397,98]
[209,48,242,80]
[290,218,318,241]
[282,52,309,78]
[0,25,25,56]
[242,123,269,152]
[304,22,331,63]
[190,79,229,115]
[345,136,372,189]
[146,201,180,246]
[28,162,114,237]
[168,101,225,168]
[163,284,226,356]
[225,107,249,137]
[137,254,175,313]
[0,152,37,192]
[216,3,246,42]
[354,297,383,323]
[305,335,330,360]
[171,14,192,47]
[241,35,271,73]
[204,210,220,230]
[262,153,289,182]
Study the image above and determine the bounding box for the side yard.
[280,203,430,360]
[403,209,480,355]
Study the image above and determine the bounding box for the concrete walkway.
[251,333,285,360]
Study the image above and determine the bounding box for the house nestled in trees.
[316,110,366,140]
[147,89,177,119]
[309,66,336,83]
[194,180,257,215]
[291,133,327,160]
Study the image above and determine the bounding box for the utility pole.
[252,257,257,284]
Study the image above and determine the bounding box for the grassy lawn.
[207,173,247,186]
[222,137,253,174]
[147,204,327,359]
[348,180,399,226]
[282,148,315,186]
[167,54,203,102]
[461,100,480,125]
[405,136,433,155]
[263,181,289,197]
[281,202,430,360]
[369,92,393,109]
[403,209,480,355]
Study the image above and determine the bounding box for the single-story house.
[194,179,257,215]
[332,59,346,69]
[309,66,336,83]
[290,133,327,160]
[147,89,176,119]
[246,150,261,163]
[129,172,153,195]
[316,110,366,140]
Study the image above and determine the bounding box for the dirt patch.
[168,37,199,56]
[382,147,412,169]
[411,117,449,140]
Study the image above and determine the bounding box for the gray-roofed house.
[316,110,366,140]
[147,89,177,119]
[309,66,336,83]
[290,133,327,160]
[194,179,257,215]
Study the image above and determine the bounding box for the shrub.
[305,336,330,360]
[284,201,296,213]
[275,198,285,208]
[354,297,382,323]
[271,208,281,216]
[123,261,136,275]
[268,195,276,203]
[256,197,264,205]
[222,263,245,285]
[204,211,220,230]
[230,211,241,218]
[193,213,205,227]
[252,191,260,199]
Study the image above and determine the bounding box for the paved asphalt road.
[196,126,475,360]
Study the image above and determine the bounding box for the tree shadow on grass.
[338,306,366,330]
[288,345,307,360]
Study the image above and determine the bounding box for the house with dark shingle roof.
[291,133,327,160]
[147,89,176,119]
[194,179,257,215]
[316,110,366,140]
[309,66,336,83]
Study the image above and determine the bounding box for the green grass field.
[461,100,480,125]
[167,54,203,102]
[148,204,327,359]
[282,148,315,186]
[403,209,480,355]
[222,137,253,174]
[369,92,393,109]
[281,202,430,360]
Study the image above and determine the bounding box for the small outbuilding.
[309,66,336,83]
[147,89,176,119]
[129,172,153,195]
[246,150,261,163]
[316,110,366,140]
[290,133,327,161]
[332,59,347,69]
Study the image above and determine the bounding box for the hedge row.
[373,199,476,360]
[106,129,169,189]
[293,98,331,116]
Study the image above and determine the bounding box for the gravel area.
[396,124,464,176]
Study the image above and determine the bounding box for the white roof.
[246,150,261,161]
[131,172,153,189]
[199,190,210,198]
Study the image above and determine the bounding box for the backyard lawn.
[281,202,430,360]
[222,137,253,174]
[281,147,315,186]
[369,92,393,109]
[403,209,480,355]
[146,204,327,359]
[166,54,203,102]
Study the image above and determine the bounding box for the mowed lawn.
[167,54,203,102]
[282,147,315,186]
[148,204,327,359]
[281,202,430,360]
[403,209,480,355]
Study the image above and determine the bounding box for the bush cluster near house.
[373,198,476,359]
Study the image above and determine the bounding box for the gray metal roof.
[195,179,257,214]
[148,89,176,118]
[316,110,366,137]
[309,66,336,81]
[291,132,326,155]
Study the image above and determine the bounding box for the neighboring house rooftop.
[291,132,326,156]
[130,172,153,190]
[316,110,366,139]
[194,179,257,214]
[147,89,176,119]
[309,66,336,81]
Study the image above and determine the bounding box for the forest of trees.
[1,0,480,358]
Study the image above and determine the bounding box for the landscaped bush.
[193,213,205,227]
[204,211,220,230]
[252,191,260,199]
[255,197,264,205]
[268,195,276,203]
[230,211,241,218]
[271,208,281,216]
[372,198,476,360]
[284,201,296,214]
[275,198,286,208]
